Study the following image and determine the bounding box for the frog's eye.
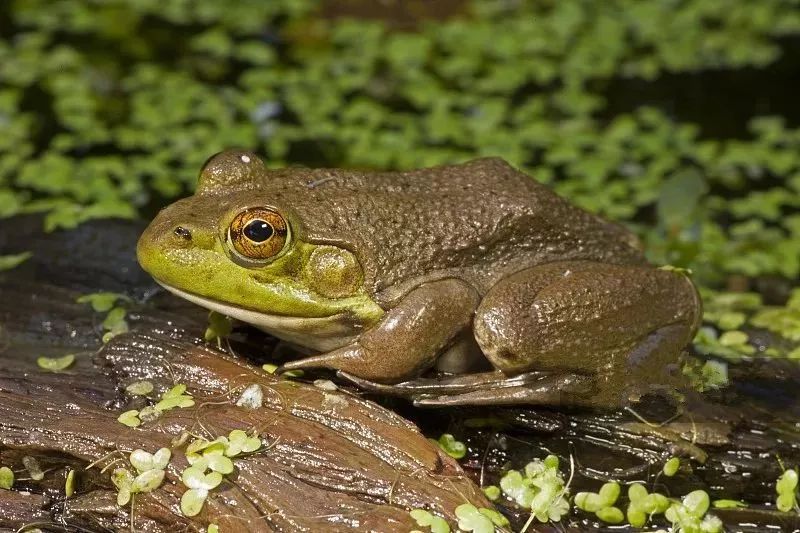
[228,208,289,261]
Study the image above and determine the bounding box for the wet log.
[0,277,495,532]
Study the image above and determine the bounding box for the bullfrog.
[137,150,702,408]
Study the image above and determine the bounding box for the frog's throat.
[156,281,360,352]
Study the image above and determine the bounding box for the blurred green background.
[1,0,799,304]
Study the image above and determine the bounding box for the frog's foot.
[338,370,596,407]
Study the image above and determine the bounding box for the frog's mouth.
[156,281,360,352]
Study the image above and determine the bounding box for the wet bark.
[0,276,493,532]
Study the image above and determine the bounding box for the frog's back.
[259,158,646,300]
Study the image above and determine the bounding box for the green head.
[136,150,384,350]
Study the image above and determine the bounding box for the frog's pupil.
[244,220,273,242]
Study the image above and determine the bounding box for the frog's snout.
[173,225,193,241]
[136,202,219,281]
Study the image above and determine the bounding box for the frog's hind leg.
[472,261,702,407]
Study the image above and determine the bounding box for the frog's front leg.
[278,278,480,382]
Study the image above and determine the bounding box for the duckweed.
[112,448,170,507]
[154,384,195,410]
[125,381,154,396]
[76,292,130,313]
[101,307,129,343]
[665,490,722,533]
[664,457,681,477]
[626,483,671,527]
[1,0,799,296]
[204,311,233,344]
[117,409,142,428]
[776,468,798,512]
[65,468,75,497]
[0,252,32,271]
[0,466,13,489]
[482,485,500,501]
[180,430,263,516]
[409,509,451,533]
[454,503,508,532]
[752,289,800,342]
[712,499,747,509]
[575,481,623,523]
[36,354,75,372]
[436,434,466,460]
[117,383,194,427]
[22,456,43,481]
[500,455,571,524]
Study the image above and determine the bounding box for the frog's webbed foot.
[338,370,596,407]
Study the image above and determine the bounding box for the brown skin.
[138,150,702,407]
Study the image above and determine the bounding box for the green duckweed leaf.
[455,503,494,533]
[37,354,75,372]
[712,499,747,509]
[163,384,187,398]
[101,307,129,341]
[0,252,32,271]
[129,448,171,473]
[628,483,648,502]
[682,490,710,517]
[777,491,796,512]
[205,454,234,475]
[410,509,434,527]
[598,481,620,505]
[0,467,14,489]
[596,506,624,524]
[777,469,798,494]
[478,507,509,527]
[436,434,466,460]
[482,485,500,501]
[180,487,209,517]
[227,429,261,456]
[410,509,451,533]
[76,292,130,313]
[181,466,223,491]
[663,457,680,477]
[65,468,75,497]
[131,468,165,493]
[125,381,154,396]
[155,395,195,410]
[204,311,233,342]
[574,491,605,513]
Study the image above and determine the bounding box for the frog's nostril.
[174,226,192,241]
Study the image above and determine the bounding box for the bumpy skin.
[137,150,702,407]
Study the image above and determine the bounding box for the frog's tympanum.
[137,150,702,408]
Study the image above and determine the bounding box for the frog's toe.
[336,371,412,395]
[413,373,595,407]
[339,369,542,396]
[339,370,599,407]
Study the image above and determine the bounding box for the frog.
[137,150,702,408]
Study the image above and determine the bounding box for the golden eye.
[228,208,289,261]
